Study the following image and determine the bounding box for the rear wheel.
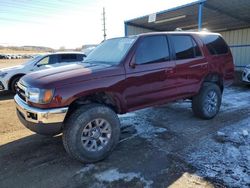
[192,82,222,119]
[62,104,120,163]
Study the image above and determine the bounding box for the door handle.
[165,68,174,74]
[202,64,208,69]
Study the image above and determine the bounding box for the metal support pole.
[198,2,204,31]
[102,7,107,40]
[124,22,128,36]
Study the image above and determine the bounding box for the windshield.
[23,55,44,66]
[84,37,136,65]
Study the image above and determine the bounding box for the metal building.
[124,0,250,69]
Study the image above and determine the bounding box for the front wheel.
[192,83,222,119]
[62,104,120,163]
[10,76,22,93]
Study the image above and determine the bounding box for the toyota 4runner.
[14,32,234,163]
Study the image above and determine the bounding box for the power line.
[0,1,88,24]
[0,0,82,11]
[0,16,43,24]
[0,1,89,16]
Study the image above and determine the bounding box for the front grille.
[16,82,26,102]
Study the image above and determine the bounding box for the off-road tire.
[62,104,120,163]
[192,82,222,119]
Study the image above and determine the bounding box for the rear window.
[200,34,229,55]
[171,35,202,60]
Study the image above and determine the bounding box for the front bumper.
[14,95,68,135]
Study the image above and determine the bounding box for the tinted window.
[171,35,202,60]
[60,54,77,62]
[49,55,58,64]
[192,39,202,57]
[77,54,85,61]
[135,36,170,65]
[200,35,229,55]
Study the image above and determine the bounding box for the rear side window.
[135,35,170,65]
[171,35,202,60]
[60,54,77,62]
[200,35,229,55]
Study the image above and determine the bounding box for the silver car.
[242,65,250,83]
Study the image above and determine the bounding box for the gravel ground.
[0,85,250,188]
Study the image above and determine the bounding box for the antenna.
[102,7,107,40]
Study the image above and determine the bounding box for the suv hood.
[0,65,24,73]
[21,62,122,88]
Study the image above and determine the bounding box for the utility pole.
[102,7,107,40]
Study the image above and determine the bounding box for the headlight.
[0,72,7,78]
[26,88,54,104]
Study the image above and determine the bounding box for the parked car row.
[8,31,235,164]
[0,52,86,92]
[0,54,36,59]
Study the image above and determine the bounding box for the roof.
[53,51,85,54]
[135,31,220,37]
[125,0,250,32]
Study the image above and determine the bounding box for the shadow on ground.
[0,91,14,101]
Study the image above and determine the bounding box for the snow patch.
[242,130,248,137]
[75,164,95,175]
[119,111,167,139]
[221,87,250,111]
[95,168,153,188]
[186,117,250,187]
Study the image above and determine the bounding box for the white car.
[0,52,86,92]
[242,65,250,83]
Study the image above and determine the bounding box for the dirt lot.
[0,61,249,188]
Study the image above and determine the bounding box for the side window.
[77,54,85,61]
[48,55,58,64]
[135,36,170,65]
[37,56,49,66]
[192,38,202,57]
[200,35,229,55]
[60,54,77,62]
[171,35,201,60]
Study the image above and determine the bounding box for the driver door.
[124,35,177,111]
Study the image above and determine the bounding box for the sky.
[0,0,195,49]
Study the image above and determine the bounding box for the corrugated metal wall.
[126,25,154,36]
[220,28,250,68]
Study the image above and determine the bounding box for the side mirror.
[130,62,136,69]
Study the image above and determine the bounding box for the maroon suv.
[14,32,234,163]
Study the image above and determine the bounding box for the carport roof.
[125,0,250,32]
